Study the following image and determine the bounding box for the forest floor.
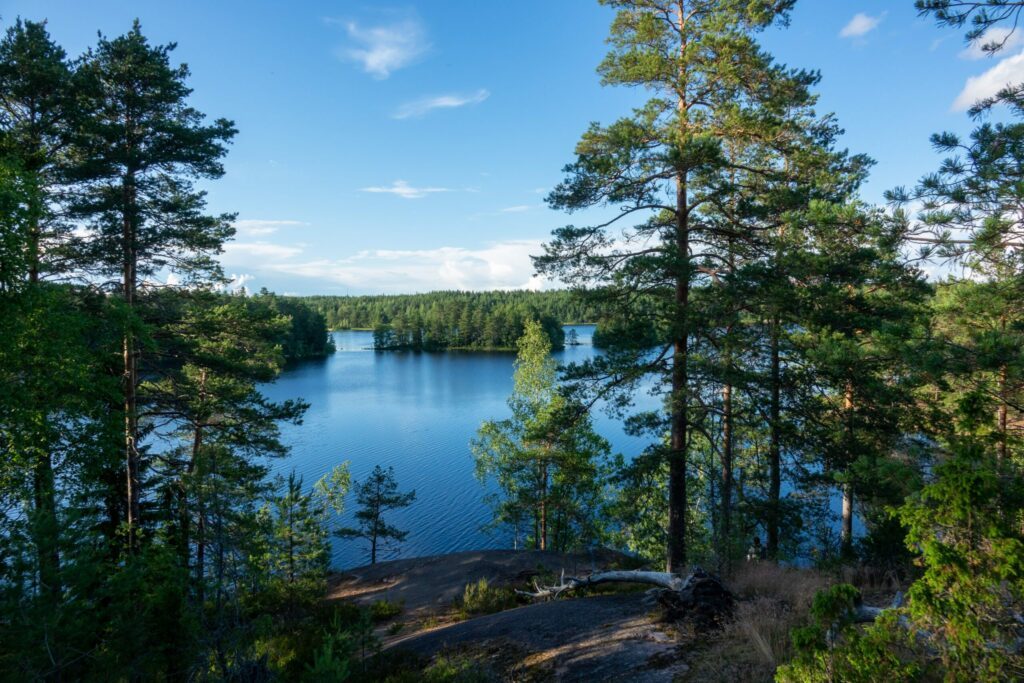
[327,549,689,681]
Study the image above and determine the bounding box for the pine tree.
[71,22,236,546]
[336,465,415,565]
[0,18,83,606]
[534,0,853,570]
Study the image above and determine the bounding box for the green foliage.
[420,654,494,682]
[370,598,404,622]
[458,578,518,617]
[298,289,601,342]
[473,320,612,551]
[898,439,1024,679]
[255,288,336,360]
[777,609,923,683]
[336,465,416,564]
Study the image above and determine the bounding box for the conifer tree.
[0,18,84,605]
[71,22,236,545]
[336,465,415,565]
[535,0,852,570]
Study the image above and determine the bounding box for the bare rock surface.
[327,549,690,681]
[389,593,687,682]
[327,548,628,618]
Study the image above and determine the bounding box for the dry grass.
[682,563,833,683]
[728,562,833,611]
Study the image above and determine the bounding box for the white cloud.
[360,179,452,199]
[234,219,306,236]
[224,273,255,292]
[953,49,1024,110]
[221,241,304,263]
[333,18,429,79]
[392,89,490,119]
[500,205,531,213]
[839,12,884,39]
[959,27,1024,59]
[264,240,548,293]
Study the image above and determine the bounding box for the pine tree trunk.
[179,424,201,572]
[32,447,61,603]
[720,375,733,572]
[26,187,63,602]
[122,171,141,549]
[998,363,1008,466]
[539,460,548,551]
[196,506,206,604]
[767,315,781,559]
[719,237,736,573]
[667,0,691,574]
[840,384,855,558]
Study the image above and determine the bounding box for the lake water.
[262,325,655,569]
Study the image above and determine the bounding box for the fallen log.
[516,566,734,627]
[515,568,690,599]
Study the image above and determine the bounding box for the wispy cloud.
[392,89,490,119]
[839,12,884,39]
[953,50,1024,110]
[959,27,1024,59]
[265,240,548,293]
[360,180,455,199]
[500,205,531,213]
[234,219,306,236]
[330,17,429,79]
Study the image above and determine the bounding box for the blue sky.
[0,1,1015,294]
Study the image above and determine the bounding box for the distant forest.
[293,290,604,351]
[253,290,335,361]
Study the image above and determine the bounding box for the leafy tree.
[473,319,611,551]
[336,465,415,565]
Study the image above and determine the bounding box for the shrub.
[458,578,518,617]
[370,598,403,622]
[776,585,922,683]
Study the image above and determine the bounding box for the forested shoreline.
[1,1,1023,681]
[296,290,603,351]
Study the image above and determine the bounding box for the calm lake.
[262,325,655,569]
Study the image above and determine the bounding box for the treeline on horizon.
[295,289,604,351]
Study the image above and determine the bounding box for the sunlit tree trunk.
[841,383,855,557]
